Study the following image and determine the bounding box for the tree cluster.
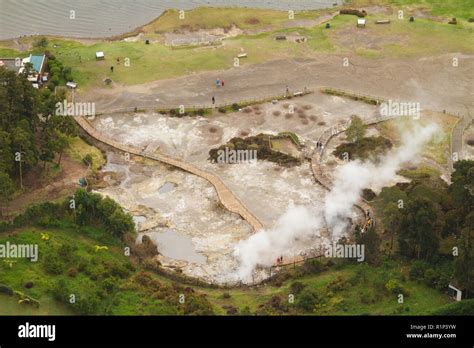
[0,66,77,214]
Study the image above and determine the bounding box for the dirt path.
[6,155,86,217]
[310,114,401,219]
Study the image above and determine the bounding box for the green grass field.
[142,7,323,34]
[349,0,474,20]
[66,136,106,171]
[0,225,451,315]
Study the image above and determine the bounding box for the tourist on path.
[212,96,215,105]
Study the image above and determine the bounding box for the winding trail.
[311,111,401,216]
[75,116,264,232]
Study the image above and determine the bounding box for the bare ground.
[79,53,474,117]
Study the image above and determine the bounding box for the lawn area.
[328,12,474,58]
[0,226,125,314]
[40,33,296,88]
[66,136,106,171]
[349,0,474,20]
[398,165,441,179]
[142,7,324,34]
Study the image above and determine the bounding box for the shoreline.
[0,5,344,44]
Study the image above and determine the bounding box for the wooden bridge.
[75,116,264,232]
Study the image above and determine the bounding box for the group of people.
[215,78,225,87]
[276,256,284,265]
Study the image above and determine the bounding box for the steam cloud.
[233,123,439,282]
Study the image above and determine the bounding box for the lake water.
[0,0,341,40]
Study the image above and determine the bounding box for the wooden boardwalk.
[75,116,264,232]
[309,116,399,215]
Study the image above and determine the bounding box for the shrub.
[58,244,76,262]
[0,284,14,296]
[218,107,226,113]
[302,259,325,275]
[83,154,93,166]
[430,299,474,315]
[289,281,305,295]
[67,267,78,278]
[410,260,429,280]
[222,292,231,299]
[33,37,48,48]
[102,276,119,293]
[423,268,439,287]
[296,289,324,312]
[327,276,348,292]
[231,103,240,111]
[44,254,66,275]
[362,188,376,201]
[385,279,409,296]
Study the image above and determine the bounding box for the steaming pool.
[95,93,375,284]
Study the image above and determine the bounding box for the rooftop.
[29,54,46,73]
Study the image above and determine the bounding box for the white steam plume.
[233,205,322,281]
[234,123,439,281]
[325,122,439,238]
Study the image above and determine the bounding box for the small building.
[357,18,366,28]
[20,54,47,83]
[1,54,47,84]
[66,81,77,89]
[448,282,466,302]
[0,58,22,74]
[95,51,105,60]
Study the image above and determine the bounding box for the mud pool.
[95,93,372,283]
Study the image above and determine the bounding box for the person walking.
[212,96,215,105]
[221,79,225,87]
